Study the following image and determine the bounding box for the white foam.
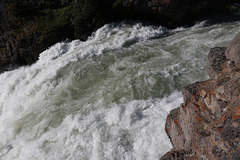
[0,20,240,160]
[1,92,182,160]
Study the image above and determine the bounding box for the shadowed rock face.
[161,33,240,160]
[226,32,240,68]
[206,47,227,79]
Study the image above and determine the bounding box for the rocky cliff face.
[0,0,231,73]
[161,33,240,160]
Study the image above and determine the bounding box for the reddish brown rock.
[161,32,240,160]
[161,149,196,160]
[165,107,187,150]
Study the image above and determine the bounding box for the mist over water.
[0,21,239,160]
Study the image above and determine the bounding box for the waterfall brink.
[0,21,240,160]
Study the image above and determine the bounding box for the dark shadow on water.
[196,14,240,27]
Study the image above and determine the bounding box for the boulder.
[206,47,227,79]
[226,32,240,68]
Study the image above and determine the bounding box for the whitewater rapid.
[0,21,239,160]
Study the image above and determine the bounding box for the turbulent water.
[0,20,240,160]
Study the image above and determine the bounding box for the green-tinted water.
[0,21,239,160]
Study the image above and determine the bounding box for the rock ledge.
[161,33,240,160]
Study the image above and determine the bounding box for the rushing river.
[0,20,239,160]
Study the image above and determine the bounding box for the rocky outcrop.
[0,0,231,73]
[206,47,227,79]
[161,33,240,159]
[226,32,240,68]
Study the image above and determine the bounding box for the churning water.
[0,21,239,160]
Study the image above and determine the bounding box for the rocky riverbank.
[0,0,235,73]
[161,33,240,159]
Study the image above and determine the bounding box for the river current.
[0,20,239,160]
